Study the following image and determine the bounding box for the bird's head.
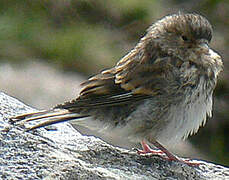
[145,13,212,57]
[141,13,222,75]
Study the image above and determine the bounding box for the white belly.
[157,77,213,145]
[72,77,214,148]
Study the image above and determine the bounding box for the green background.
[0,0,228,166]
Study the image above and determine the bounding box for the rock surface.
[0,92,229,180]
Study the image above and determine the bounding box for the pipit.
[11,13,223,166]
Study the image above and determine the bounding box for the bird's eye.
[181,35,188,41]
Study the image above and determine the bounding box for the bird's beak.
[199,41,222,63]
[203,44,223,75]
[199,42,209,49]
[208,48,222,63]
[197,40,223,75]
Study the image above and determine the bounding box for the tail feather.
[26,114,90,131]
[11,110,53,122]
[17,109,70,123]
[11,109,90,131]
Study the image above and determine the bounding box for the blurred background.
[0,0,228,166]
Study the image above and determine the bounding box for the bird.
[11,13,223,166]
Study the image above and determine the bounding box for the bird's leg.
[150,141,179,161]
[137,141,164,155]
[151,140,200,166]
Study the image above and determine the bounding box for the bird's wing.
[57,40,183,111]
[55,65,151,111]
[11,40,182,130]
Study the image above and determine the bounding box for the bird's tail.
[10,109,90,131]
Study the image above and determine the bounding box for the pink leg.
[151,141,200,166]
[138,141,200,166]
[137,141,164,155]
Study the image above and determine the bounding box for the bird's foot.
[139,141,200,166]
[161,154,200,166]
[137,141,164,155]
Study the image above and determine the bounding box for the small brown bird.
[12,13,223,165]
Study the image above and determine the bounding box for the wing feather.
[57,37,181,111]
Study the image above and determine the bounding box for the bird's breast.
[155,75,214,145]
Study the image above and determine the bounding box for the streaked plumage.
[11,13,223,164]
